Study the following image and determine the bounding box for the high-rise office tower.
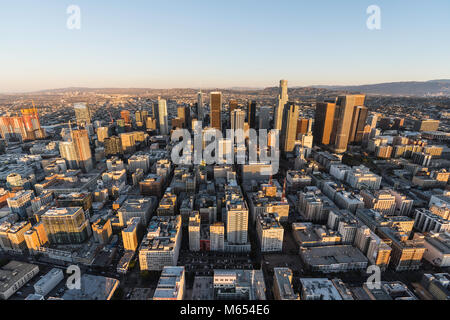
[120,110,131,125]
[177,105,190,128]
[259,106,272,130]
[331,95,366,153]
[59,140,78,169]
[313,102,335,145]
[349,105,368,144]
[231,108,246,131]
[280,103,299,153]
[71,129,94,172]
[74,103,91,126]
[367,113,378,130]
[210,92,222,131]
[247,100,256,129]
[157,98,169,135]
[274,80,289,131]
[229,99,238,120]
[96,127,109,143]
[197,91,204,121]
[41,207,91,245]
[297,118,312,137]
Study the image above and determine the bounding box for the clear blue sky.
[1,0,449,92]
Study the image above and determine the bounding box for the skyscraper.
[59,140,78,169]
[274,80,289,131]
[247,100,256,129]
[96,127,109,143]
[120,110,131,125]
[74,103,91,126]
[280,103,299,153]
[332,95,366,153]
[259,106,272,130]
[229,99,238,119]
[157,97,169,135]
[71,129,94,172]
[231,108,246,131]
[197,91,204,121]
[210,92,222,131]
[349,105,368,144]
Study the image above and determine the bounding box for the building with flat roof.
[61,274,119,300]
[139,215,182,271]
[122,217,141,252]
[421,273,450,300]
[292,222,341,248]
[414,208,450,234]
[363,281,417,300]
[213,269,266,300]
[118,197,157,227]
[356,208,414,234]
[41,206,90,245]
[34,268,64,297]
[354,226,392,271]
[0,261,39,300]
[153,266,185,300]
[256,212,284,252]
[345,165,382,190]
[423,232,450,267]
[273,268,299,300]
[300,245,368,273]
[156,190,177,217]
[377,227,426,271]
[299,278,343,300]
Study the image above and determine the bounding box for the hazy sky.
[1,0,449,92]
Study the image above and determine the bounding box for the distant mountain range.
[311,80,450,97]
[3,80,450,97]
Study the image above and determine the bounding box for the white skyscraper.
[226,197,249,245]
[231,108,245,131]
[274,80,289,131]
[158,98,169,135]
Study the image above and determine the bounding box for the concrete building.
[210,222,225,252]
[414,208,450,233]
[188,211,201,252]
[92,218,112,244]
[256,212,284,252]
[345,165,382,190]
[139,215,182,271]
[118,197,157,227]
[153,266,185,300]
[423,232,450,267]
[213,269,266,300]
[0,261,39,300]
[34,268,64,297]
[41,207,90,245]
[377,227,426,271]
[299,245,368,273]
[273,268,299,300]
[299,278,343,300]
[122,217,141,252]
[354,226,392,271]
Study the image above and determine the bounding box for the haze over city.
[1,0,450,92]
